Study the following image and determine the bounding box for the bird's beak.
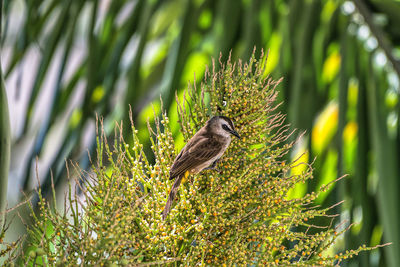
[230,129,241,139]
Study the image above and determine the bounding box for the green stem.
[0,0,11,230]
[365,50,400,267]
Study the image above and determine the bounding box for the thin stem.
[352,0,400,77]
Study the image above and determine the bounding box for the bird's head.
[207,116,240,139]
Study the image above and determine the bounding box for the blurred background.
[1,0,399,266]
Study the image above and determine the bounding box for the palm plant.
[19,52,383,266]
[1,0,399,266]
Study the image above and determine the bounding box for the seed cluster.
[21,52,378,266]
[0,220,20,266]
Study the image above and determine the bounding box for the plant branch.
[352,0,400,76]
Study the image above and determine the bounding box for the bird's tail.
[162,172,187,220]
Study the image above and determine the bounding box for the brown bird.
[162,116,240,220]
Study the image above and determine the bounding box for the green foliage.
[3,1,399,264]
[20,53,381,266]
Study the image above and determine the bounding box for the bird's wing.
[169,136,223,179]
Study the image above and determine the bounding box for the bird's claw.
[205,159,219,170]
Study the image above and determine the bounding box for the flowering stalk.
[20,51,385,266]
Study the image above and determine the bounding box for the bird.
[162,116,240,220]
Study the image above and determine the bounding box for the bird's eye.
[222,124,230,131]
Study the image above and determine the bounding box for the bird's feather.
[162,172,186,220]
[162,116,238,220]
[169,134,223,179]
